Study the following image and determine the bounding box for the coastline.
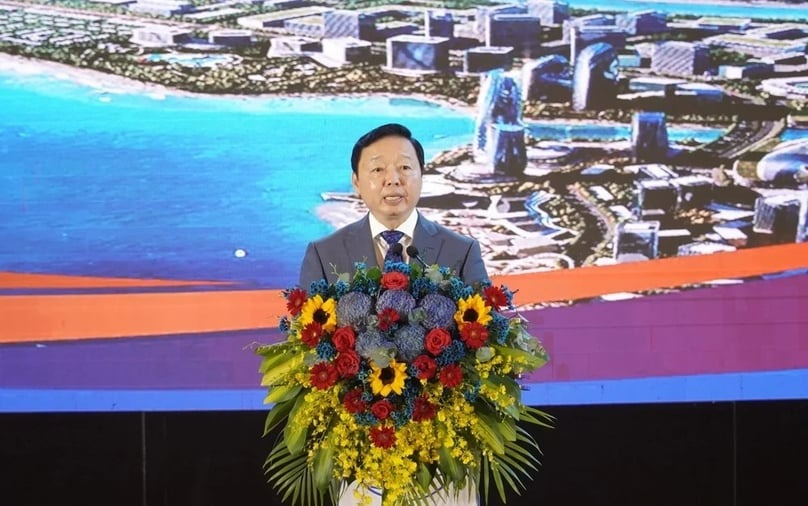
[0,53,476,115]
[624,0,807,11]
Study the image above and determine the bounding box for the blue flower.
[354,412,379,426]
[376,289,416,320]
[334,279,350,297]
[278,316,290,332]
[337,291,372,328]
[411,276,438,298]
[464,381,481,402]
[393,324,426,362]
[354,261,367,271]
[308,279,329,298]
[316,341,337,360]
[490,312,510,344]
[449,277,473,300]
[436,339,466,366]
[417,293,456,329]
[383,261,411,274]
[355,329,395,361]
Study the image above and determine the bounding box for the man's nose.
[384,168,401,185]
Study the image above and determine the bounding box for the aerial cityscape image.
[0,0,806,412]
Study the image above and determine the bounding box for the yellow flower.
[454,294,492,328]
[369,360,408,397]
[298,294,337,333]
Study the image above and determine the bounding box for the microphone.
[406,245,429,268]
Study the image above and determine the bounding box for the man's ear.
[351,172,360,197]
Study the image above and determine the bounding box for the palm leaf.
[265,437,330,506]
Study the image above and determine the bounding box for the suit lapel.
[343,215,379,270]
[413,215,444,266]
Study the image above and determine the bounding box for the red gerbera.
[412,397,437,422]
[343,388,366,414]
[309,362,338,390]
[483,285,508,311]
[369,425,396,449]
[377,307,400,331]
[300,322,324,347]
[439,363,463,388]
[286,288,307,316]
[460,322,489,349]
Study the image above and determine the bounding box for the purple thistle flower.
[337,291,372,328]
[376,289,416,320]
[355,329,395,361]
[418,293,456,329]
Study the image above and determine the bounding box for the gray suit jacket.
[299,213,489,288]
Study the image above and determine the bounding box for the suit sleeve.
[461,239,490,286]
[299,242,327,289]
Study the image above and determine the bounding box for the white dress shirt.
[368,210,418,263]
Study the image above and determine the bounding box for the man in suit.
[299,123,489,288]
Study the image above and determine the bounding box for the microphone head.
[405,245,419,257]
[391,243,404,255]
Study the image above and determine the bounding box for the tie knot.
[380,230,404,246]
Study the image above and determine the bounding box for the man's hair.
[350,123,425,174]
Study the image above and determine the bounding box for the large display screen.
[1,0,806,412]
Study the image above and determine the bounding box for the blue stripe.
[1,369,806,412]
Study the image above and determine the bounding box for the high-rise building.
[323,10,376,40]
[616,10,667,36]
[753,194,803,243]
[486,14,542,57]
[634,179,678,216]
[521,54,571,101]
[386,35,450,74]
[473,69,526,174]
[527,0,569,26]
[464,46,514,74]
[652,41,711,76]
[673,175,714,209]
[614,221,660,262]
[632,111,669,163]
[571,42,618,110]
[425,10,454,38]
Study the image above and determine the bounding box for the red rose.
[412,397,437,422]
[332,326,356,352]
[424,328,452,356]
[460,322,488,349]
[412,354,437,380]
[377,307,400,331]
[370,399,394,420]
[370,425,396,449]
[381,272,409,290]
[300,322,324,348]
[439,363,463,389]
[335,350,360,378]
[310,362,338,390]
[343,388,366,414]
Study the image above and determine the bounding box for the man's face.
[352,135,422,229]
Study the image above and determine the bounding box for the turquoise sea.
[0,69,753,289]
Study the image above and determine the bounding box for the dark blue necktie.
[380,230,404,264]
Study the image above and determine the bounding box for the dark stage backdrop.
[1,0,806,414]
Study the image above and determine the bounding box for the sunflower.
[298,294,337,333]
[369,359,408,397]
[454,293,492,329]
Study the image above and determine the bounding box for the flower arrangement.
[257,260,551,506]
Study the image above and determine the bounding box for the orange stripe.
[491,242,808,305]
[1,243,806,343]
[0,290,286,343]
[0,272,233,289]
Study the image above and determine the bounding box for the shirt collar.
[369,210,418,239]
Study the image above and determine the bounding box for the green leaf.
[265,384,303,405]
[263,397,296,436]
[261,351,305,387]
[474,410,506,455]
[415,462,433,493]
[311,440,335,493]
[438,445,465,485]
[284,394,309,454]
